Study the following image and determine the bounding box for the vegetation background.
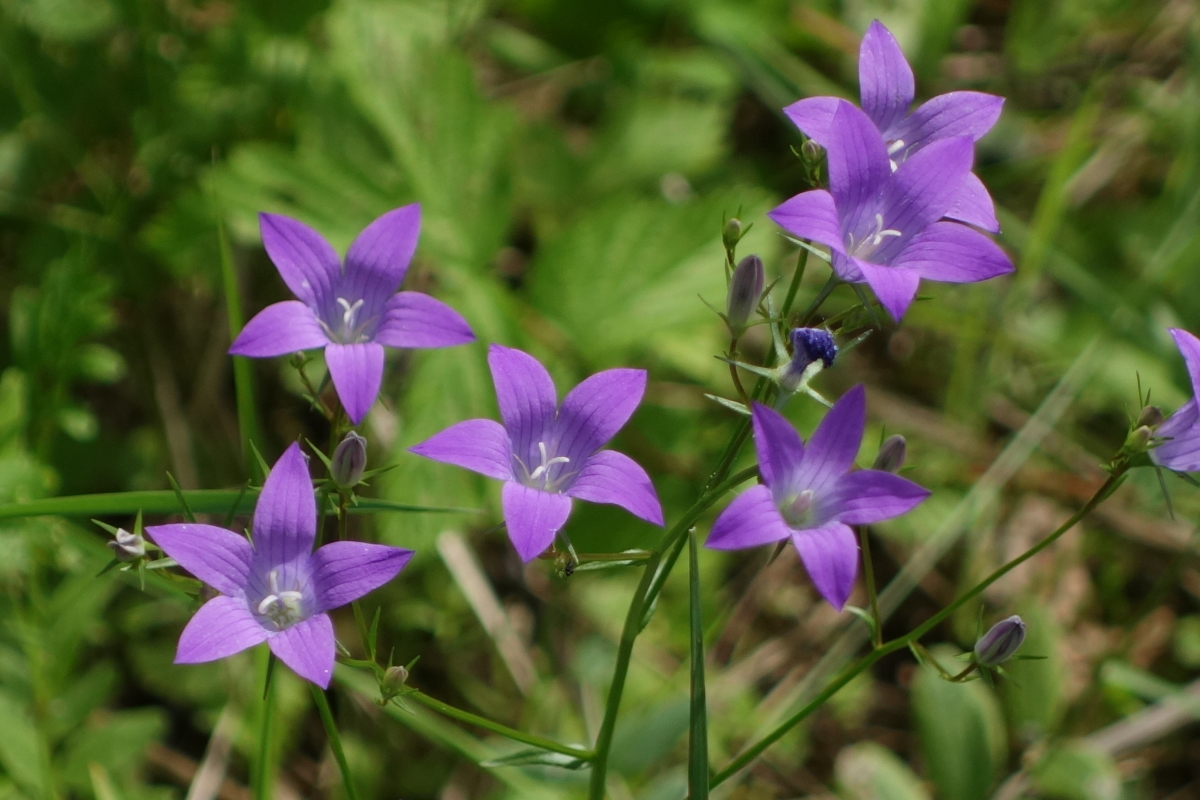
[1,0,1199,797]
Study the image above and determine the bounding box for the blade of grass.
[688,530,709,800]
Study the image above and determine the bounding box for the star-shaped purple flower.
[786,20,1004,232]
[146,443,413,687]
[1152,328,1200,472]
[768,99,1013,321]
[409,344,664,562]
[706,387,928,610]
[229,205,475,424]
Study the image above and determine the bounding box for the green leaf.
[610,697,689,776]
[688,531,709,799]
[0,691,49,797]
[1031,743,1121,800]
[912,646,1007,800]
[479,748,587,770]
[835,741,932,800]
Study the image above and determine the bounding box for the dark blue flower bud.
[331,431,368,489]
[781,328,837,392]
[873,435,907,473]
[726,254,764,338]
[722,218,743,251]
[107,528,146,562]
[974,615,1026,666]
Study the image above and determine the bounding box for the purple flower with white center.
[1151,328,1200,472]
[409,344,664,562]
[705,387,928,610]
[146,443,413,687]
[785,20,1004,232]
[769,100,1013,322]
[229,205,475,424]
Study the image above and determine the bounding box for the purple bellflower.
[229,205,475,424]
[769,100,1013,321]
[706,387,928,610]
[410,345,664,562]
[146,443,413,687]
[1151,328,1200,472]
[785,20,1004,232]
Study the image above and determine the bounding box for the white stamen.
[256,568,305,629]
[781,489,816,526]
[528,440,571,482]
[868,213,903,246]
[887,139,906,155]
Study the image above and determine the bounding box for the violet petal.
[751,402,806,494]
[1153,399,1200,471]
[310,541,414,613]
[229,301,329,357]
[374,291,475,349]
[145,523,254,596]
[253,442,317,567]
[946,172,1001,233]
[767,190,846,256]
[859,20,915,134]
[488,344,557,469]
[343,204,421,298]
[890,91,1004,149]
[501,482,572,562]
[782,96,841,148]
[826,101,892,241]
[855,260,922,321]
[794,385,866,494]
[875,136,974,257]
[565,449,664,526]
[268,613,336,688]
[175,595,268,663]
[891,221,1014,283]
[826,469,930,525]
[259,213,341,311]
[556,368,646,463]
[706,484,792,550]
[792,521,858,610]
[326,342,385,425]
[409,418,515,481]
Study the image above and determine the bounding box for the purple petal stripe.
[310,541,414,613]
[175,595,268,663]
[253,442,317,568]
[792,521,858,610]
[409,418,514,481]
[556,368,647,464]
[856,260,922,322]
[946,172,1000,233]
[706,485,792,550]
[326,342,385,425]
[501,482,572,562]
[1171,328,1200,398]
[565,449,664,526]
[891,222,1013,284]
[826,101,891,242]
[794,385,866,494]
[229,301,329,358]
[859,20,915,135]
[488,345,558,468]
[874,136,974,261]
[374,291,475,349]
[750,402,806,493]
[783,96,841,148]
[268,613,336,688]
[768,191,846,255]
[1153,399,1200,472]
[891,91,1004,149]
[343,204,421,299]
[259,213,341,310]
[145,523,253,596]
[825,469,929,525]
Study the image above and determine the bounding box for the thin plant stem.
[338,493,373,652]
[405,690,594,760]
[781,248,808,321]
[727,338,750,405]
[587,466,758,799]
[708,470,1124,790]
[796,271,839,327]
[311,685,360,800]
[857,526,883,649]
[253,670,274,800]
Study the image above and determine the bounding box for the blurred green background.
[2,0,1200,797]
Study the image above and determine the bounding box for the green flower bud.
[1125,425,1154,453]
[722,218,743,251]
[382,664,409,698]
[801,139,823,163]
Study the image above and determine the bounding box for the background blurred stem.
[311,685,360,800]
[252,655,275,800]
[858,526,883,648]
[405,690,594,759]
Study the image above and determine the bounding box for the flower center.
[847,213,902,260]
[255,568,306,630]
[780,489,816,527]
[317,296,377,344]
[515,441,574,492]
[886,139,908,172]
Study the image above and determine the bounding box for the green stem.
[405,690,594,760]
[587,467,757,799]
[708,470,1123,789]
[795,271,839,327]
[687,531,709,800]
[780,248,808,321]
[311,685,360,800]
[337,493,374,655]
[858,526,883,649]
[253,671,274,800]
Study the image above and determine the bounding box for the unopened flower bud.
[726,255,765,338]
[780,328,837,392]
[974,615,1026,666]
[331,431,367,489]
[801,139,823,163]
[1125,425,1154,453]
[873,435,907,473]
[107,528,145,562]
[722,218,743,251]
[382,664,409,696]
[1136,405,1164,430]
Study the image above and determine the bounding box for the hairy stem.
[406,690,594,760]
[311,685,360,800]
[709,470,1124,789]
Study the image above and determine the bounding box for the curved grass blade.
[688,530,709,800]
